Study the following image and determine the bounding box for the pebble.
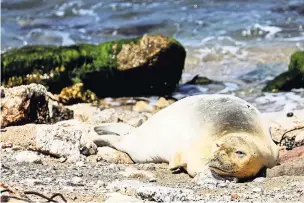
[253,177,266,182]
[76,161,85,167]
[286,112,294,117]
[23,178,42,186]
[140,163,156,170]
[231,193,240,199]
[218,182,228,188]
[1,141,13,149]
[252,187,262,193]
[15,151,42,163]
[72,177,82,184]
[120,167,156,182]
[58,157,67,163]
[133,101,154,112]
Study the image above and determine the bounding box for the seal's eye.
[235,151,246,156]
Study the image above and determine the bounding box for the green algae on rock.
[263,51,304,92]
[58,83,98,105]
[1,35,186,98]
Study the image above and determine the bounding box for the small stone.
[252,187,262,193]
[133,101,154,112]
[24,178,42,186]
[126,117,144,127]
[141,163,156,170]
[231,193,240,199]
[97,180,107,187]
[253,177,266,182]
[43,177,53,182]
[72,177,82,184]
[58,157,67,163]
[0,141,13,149]
[120,167,156,182]
[218,182,228,188]
[76,161,85,167]
[15,151,42,163]
[287,112,294,117]
[192,168,225,188]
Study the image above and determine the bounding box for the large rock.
[1,35,186,99]
[1,120,98,161]
[264,109,304,149]
[0,84,73,128]
[263,51,304,92]
[0,84,48,128]
[267,147,304,178]
[35,120,98,161]
[279,146,304,164]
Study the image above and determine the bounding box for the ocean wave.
[242,24,282,39]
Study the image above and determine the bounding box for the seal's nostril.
[216,143,220,147]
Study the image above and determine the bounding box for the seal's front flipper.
[94,123,134,136]
[168,152,187,171]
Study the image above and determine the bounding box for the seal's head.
[208,133,265,179]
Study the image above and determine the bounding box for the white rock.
[15,151,41,163]
[253,177,266,182]
[23,178,42,186]
[76,161,85,167]
[35,121,97,162]
[252,187,262,193]
[72,177,82,184]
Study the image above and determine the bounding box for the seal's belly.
[119,123,206,163]
[119,133,181,163]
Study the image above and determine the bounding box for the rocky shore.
[1,83,304,202]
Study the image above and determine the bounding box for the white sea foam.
[72,8,100,21]
[242,24,282,39]
[251,91,304,112]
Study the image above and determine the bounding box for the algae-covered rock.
[1,35,186,97]
[263,51,304,92]
[58,83,98,105]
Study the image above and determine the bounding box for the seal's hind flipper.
[94,123,134,136]
[92,134,121,148]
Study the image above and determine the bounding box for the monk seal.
[93,94,279,179]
